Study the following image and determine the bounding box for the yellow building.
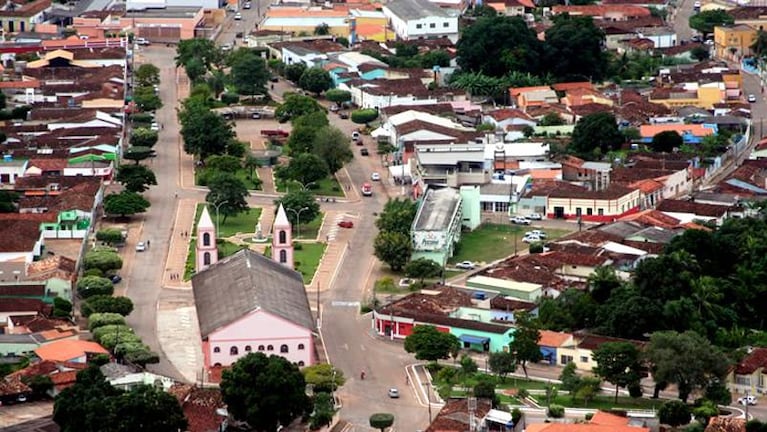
[649,83,728,109]
[350,9,395,42]
[714,24,757,60]
[0,0,50,33]
[260,7,351,37]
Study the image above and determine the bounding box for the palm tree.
[243,153,260,181]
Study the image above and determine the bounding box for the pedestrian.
[147,240,150,248]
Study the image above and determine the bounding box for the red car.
[337,220,354,228]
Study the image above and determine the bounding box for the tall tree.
[130,127,159,148]
[299,67,334,94]
[374,231,412,271]
[569,112,623,158]
[275,93,323,122]
[587,265,622,304]
[404,325,460,362]
[509,312,542,378]
[650,130,683,153]
[230,52,270,96]
[124,146,154,164]
[284,63,308,83]
[325,89,352,106]
[456,15,542,77]
[103,191,150,218]
[543,15,607,82]
[592,342,642,403]
[645,330,730,402]
[115,165,157,193]
[689,10,734,37]
[376,198,418,235]
[488,351,517,382]
[274,190,321,227]
[752,30,767,58]
[312,126,353,174]
[179,98,234,158]
[275,153,329,186]
[404,258,443,283]
[220,353,311,432]
[287,111,330,154]
[243,153,260,181]
[206,172,249,223]
[175,38,222,72]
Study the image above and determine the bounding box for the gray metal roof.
[385,0,452,20]
[596,221,645,239]
[192,249,315,338]
[413,187,461,231]
[628,227,679,244]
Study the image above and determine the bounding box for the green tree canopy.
[133,86,162,112]
[298,67,333,94]
[179,97,234,159]
[543,15,607,82]
[509,312,542,378]
[275,153,329,186]
[287,111,330,154]
[284,63,308,83]
[176,38,222,72]
[103,191,150,218]
[488,351,517,382]
[276,93,324,122]
[313,126,353,174]
[570,112,623,158]
[134,63,160,87]
[83,248,123,273]
[95,228,123,245]
[650,130,683,153]
[81,295,134,317]
[130,127,159,148]
[205,154,242,173]
[592,341,642,403]
[302,363,346,393]
[231,51,270,96]
[274,190,321,226]
[206,172,249,223]
[76,276,114,298]
[325,89,352,105]
[752,30,767,58]
[220,353,311,431]
[351,108,379,125]
[456,15,542,77]
[689,10,734,37]
[659,399,692,427]
[369,413,394,432]
[376,198,418,235]
[115,165,157,193]
[123,146,154,164]
[404,325,460,362]
[374,231,412,271]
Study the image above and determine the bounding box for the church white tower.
[272,204,294,269]
[196,206,218,273]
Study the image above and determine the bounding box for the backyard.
[194,205,263,238]
[448,224,571,265]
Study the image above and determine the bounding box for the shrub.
[659,399,691,427]
[547,404,565,418]
[83,268,103,277]
[76,276,114,298]
[83,249,123,273]
[92,324,134,344]
[131,113,154,123]
[435,366,458,384]
[96,228,124,245]
[351,109,378,125]
[512,408,523,426]
[81,295,134,317]
[98,331,142,350]
[529,242,544,254]
[88,312,127,331]
[124,349,160,366]
[221,93,240,105]
[52,297,73,318]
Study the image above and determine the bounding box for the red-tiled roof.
[548,184,637,200]
[657,199,731,217]
[426,398,493,432]
[573,331,646,350]
[734,347,767,375]
[169,384,226,432]
[0,298,50,314]
[552,4,652,18]
[35,339,108,362]
[539,330,572,347]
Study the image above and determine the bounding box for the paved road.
[671,0,695,42]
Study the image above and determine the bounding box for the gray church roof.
[192,249,315,338]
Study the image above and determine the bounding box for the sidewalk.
[306,212,357,292]
[176,68,196,189]
[164,198,197,288]
[257,166,276,194]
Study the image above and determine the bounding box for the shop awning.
[459,334,489,345]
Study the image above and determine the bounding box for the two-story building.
[547,184,642,222]
[0,0,50,34]
[411,187,464,266]
[714,24,756,60]
[383,0,459,43]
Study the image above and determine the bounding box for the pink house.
[192,249,316,370]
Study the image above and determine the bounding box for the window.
[598,208,604,216]
[443,22,449,27]
[580,356,589,363]
[203,252,211,266]
[298,361,305,367]
[267,345,274,351]
[429,23,435,28]
[245,345,252,352]
[258,345,265,351]
[575,208,582,216]
[279,249,287,263]
[203,232,211,246]
[560,355,573,365]
[213,347,221,353]
[416,23,422,29]
[280,344,289,353]
[279,230,286,244]
[230,346,239,355]
[298,344,305,350]
[586,208,593,216]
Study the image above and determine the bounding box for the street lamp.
[213,200,229,239]
[286,206,309,238]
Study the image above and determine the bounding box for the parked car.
[388,388,399,398]
[251,112,262,119]
[270,76,279,83]
[352,131,361,141]
[360,148,369,156]
[150,122,159,131]
[110,274,123,284]
[739,395,758,406]
[523,235,541,243]
[525,230,547,239]
[371,172,381,181]
[243,2,251,8]
[337,220,354,228]
[221,43,233,52]
[135,37,150,45]
[234,12,242,19]
[16,394,27,403]
[749,94,757,103]
[398,278,414,287]
[510,216,531,225]
[136,242,146,252]
[329,105,339,112]
[455,261,476,270]
[361,183,373,196]
[339,112,349,120]
[526,213,543,220]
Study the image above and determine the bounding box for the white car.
[739,395,758,406]
[136,241,146,252]
[525,230,547,239]
[398,278,414,287]
[749,94,757,103]
[371,172,381,181]
[243,2,251,8]
[523,235,542,243]
[234,12,242,20]
[526,213,543,220]
[388,388,399,398]
[135,37,150,46]
[150,122,159,131]
[455,261,475,270]
[510,216,531,225]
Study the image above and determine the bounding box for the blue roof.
[725,178,767,194]
[459,334,490,344]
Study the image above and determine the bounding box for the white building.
[382,0,459,43]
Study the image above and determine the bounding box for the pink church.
[191,205,315,370]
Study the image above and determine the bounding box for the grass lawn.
[547,394,661,410]
[264,243,326,284]
[182,239,249,281]
[296,212,323,240]
[448,224,571,265]
[195,168,262,190]
[194,205,263,238]
[276,177,344,197]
